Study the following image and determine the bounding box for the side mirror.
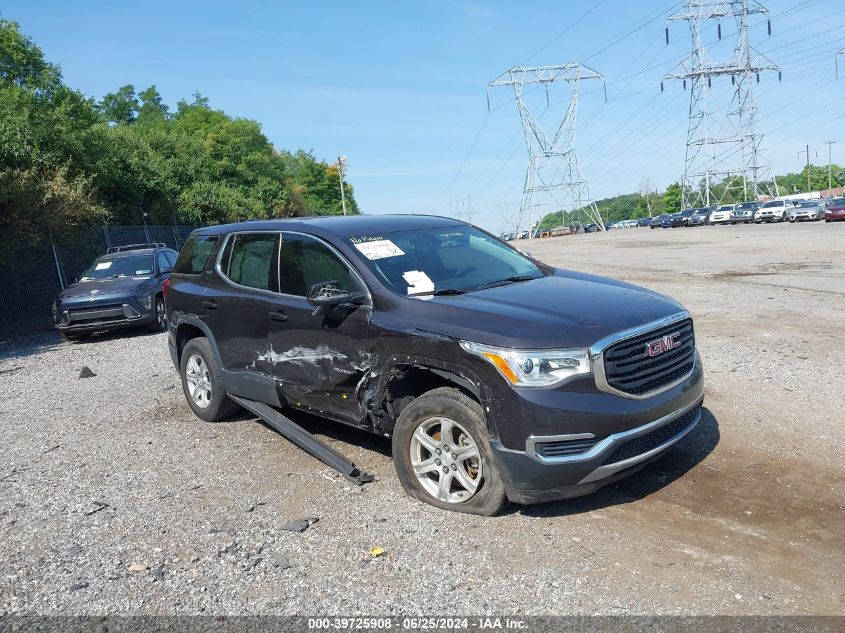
[307,280,363,316]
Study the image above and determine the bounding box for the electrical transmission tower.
[663,0,780,208]
[450,196,479,224]
[488,64,606,237]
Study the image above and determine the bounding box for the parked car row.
[646,197,845,228]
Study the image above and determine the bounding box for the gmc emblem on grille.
[646,332,681,357]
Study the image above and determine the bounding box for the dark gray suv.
[166,215,704,515]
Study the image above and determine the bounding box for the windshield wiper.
[471,274,540,291]
[410,287,468,297]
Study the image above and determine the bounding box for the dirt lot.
[1,221,843,616]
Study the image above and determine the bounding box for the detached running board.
[229,395,376,486]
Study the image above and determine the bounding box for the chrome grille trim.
[591,311,697,400]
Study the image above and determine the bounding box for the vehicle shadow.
[507,406,721,518]
[0,330,62,362]
[0,326,165,362]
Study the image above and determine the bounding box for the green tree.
[137,85,168,123]
[663,182,682,213]
[99,84,138,124]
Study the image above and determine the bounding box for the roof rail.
[106,242,166,254]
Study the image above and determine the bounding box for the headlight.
[460,340,591,387]
[51,301,58,322]
[138,292,153,311]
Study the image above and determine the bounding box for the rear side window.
[173,236,219,275]
[279,233,363,297]
[221,233,280,292]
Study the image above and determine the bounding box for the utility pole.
[663,0,780,208]
[825,141,837,190]
[337,152,348,215]
[488,63,607,236]
[799,145,817,193]
[837,48,845,79]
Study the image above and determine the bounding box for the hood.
[408,270,684,349]
[58,277,154,305]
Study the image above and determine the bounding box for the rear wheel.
[392,387,508,516]
[179,337,239,422]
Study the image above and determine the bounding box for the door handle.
[268,310,288,322]
[202,300,217,311]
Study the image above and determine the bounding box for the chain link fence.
[0,223,197,338]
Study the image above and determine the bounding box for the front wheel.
[392,387,508,516]
[179,337,239,422]
[148,295,167,332]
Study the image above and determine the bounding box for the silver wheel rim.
[409,416,482,504]
[185,353,212,409]
[156,300,166,329]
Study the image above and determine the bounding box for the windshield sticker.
[349,235,385,244]
[135,270,151,275]
[354,239,405,260]
[403,270,435,297]
[95,262,112,270]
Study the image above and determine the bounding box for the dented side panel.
[263,295,374,424]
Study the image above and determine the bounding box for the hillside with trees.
[0,18,358,238]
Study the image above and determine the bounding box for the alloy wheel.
[156,300,167,330]
[185,353,212,408]
[409,416,482,504]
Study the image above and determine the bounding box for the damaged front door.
[262,232,373,424]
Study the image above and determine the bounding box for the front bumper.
[491,392,703,504]
[485,346,705,504]
[55,301,154,333]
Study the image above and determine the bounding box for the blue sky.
[4,0,843,231]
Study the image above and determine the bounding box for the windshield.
[349,226,544,296]
[799,201,819,208]
[761,201,783,208]
[736,203,756,210]
[80,254,154,280]
[716,206,733,211]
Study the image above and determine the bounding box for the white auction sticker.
[403,270,435,296]
[354,239,405,260]
[95,262,112,270]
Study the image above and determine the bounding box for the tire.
[179,337,239,422]
[147,295,167,333]
[392,387,508,516]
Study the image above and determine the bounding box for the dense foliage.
[0,19,358,237]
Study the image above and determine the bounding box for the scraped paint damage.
[258,344,348,365]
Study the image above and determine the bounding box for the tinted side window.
[280,233,362,297]
[173,236,219,275]
[223,233,280,292]
[165,251,178,267]
[156,252,170,272]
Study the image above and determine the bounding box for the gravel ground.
[0,221,843,616]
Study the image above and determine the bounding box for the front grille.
[535,438,599,459]
[603,319,695,396]
[67,303,127,324]
[603,405,700,465]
